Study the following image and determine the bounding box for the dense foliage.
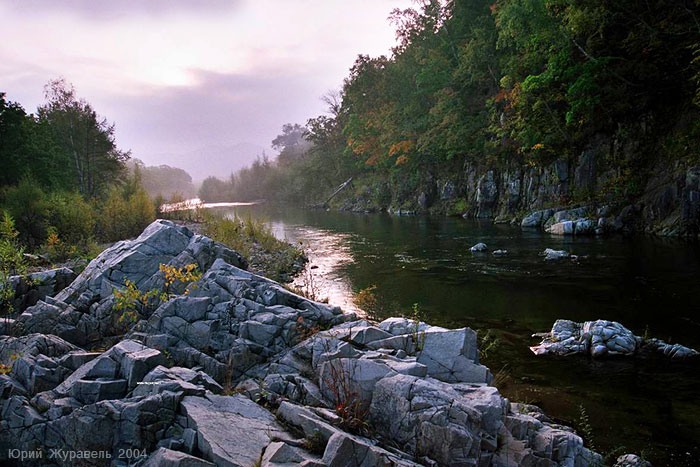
[201,0,700,208]
[0,80,157,261]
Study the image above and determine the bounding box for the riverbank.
[0,219,652,466]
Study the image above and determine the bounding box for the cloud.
[0,0,414,179]
[3,0,241,20]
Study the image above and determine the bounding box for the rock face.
[1,220,618,466]
[531,319,699,359]
[9,267,77,313]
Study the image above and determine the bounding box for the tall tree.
[37,78,130,198]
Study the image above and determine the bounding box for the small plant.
[200,211,304,282]
[320,340,369,434]
[112,263,202,331]
[577,404,596,451]
[0,212,29,316]
[353,285,383,321]
[41,227,78,262]
[479,329,501,361]
[295,316,320,342]
[303,429,326,455]
[406,303,426,353]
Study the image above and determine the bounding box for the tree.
[37,78,130,198]
[272,123,311,166]
[0,93,31,186]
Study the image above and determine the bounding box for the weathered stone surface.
[416,328,491,384]
[181,394,290,467]
[262,441,323,467]
[322,431,421,467]
[532,319,699,359]
[521,209,554,228]
[319,358,395,410]
[547,220,575,235]
[142,447,215,467]
[9,267,77,312]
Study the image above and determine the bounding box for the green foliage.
[0,212,28,315]
[131,159,196,200]
[97,180,156,242]
[479,329,501,361]
[211,0,700,211]
[46,191,96,247]
[112,263,201,331]
[353,285,383,321]
[3,177,50,249]
[38,78,129,198]
[200,211,304,282]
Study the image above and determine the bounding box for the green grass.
[200,211,304,282]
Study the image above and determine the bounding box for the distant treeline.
[200,0,700,208]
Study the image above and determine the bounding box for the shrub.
[0,212,28,314]
[98,185,156,242]
[46,191,96,246]
[112,263,201,331]
[3,177,49,249]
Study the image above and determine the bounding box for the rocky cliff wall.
[337,137,700,237]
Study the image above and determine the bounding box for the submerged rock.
[542,248,570,260]
[531,319,699,359]
[469,242,488,252]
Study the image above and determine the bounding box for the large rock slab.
[180,394,291,467]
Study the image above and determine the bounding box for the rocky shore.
[1,220,649,466]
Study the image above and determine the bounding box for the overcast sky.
[0,0,412,180]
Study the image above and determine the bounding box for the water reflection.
[213,205,700,464]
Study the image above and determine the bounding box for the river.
[208,204,700,465]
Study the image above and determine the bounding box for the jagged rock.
[322,431,421,467]
[531,319,699,359]
[476,170,499,218]
[319,358,395,410]
[547,220,576,235]
[9,267,77,312]
[1,221,628,467]
[262,441,323,467]
[16,220,247,347]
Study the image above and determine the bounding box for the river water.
[210,205,700,465]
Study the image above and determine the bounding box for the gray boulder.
[531,319,699,359]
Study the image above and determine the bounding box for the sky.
[0,0,413,181]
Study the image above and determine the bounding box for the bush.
[97,185,156,242]
[0,212,28,314]
[46,191,96,246]
[3,177,49,249]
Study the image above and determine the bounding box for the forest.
[200,0,700,222]
[0,78,198,271]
